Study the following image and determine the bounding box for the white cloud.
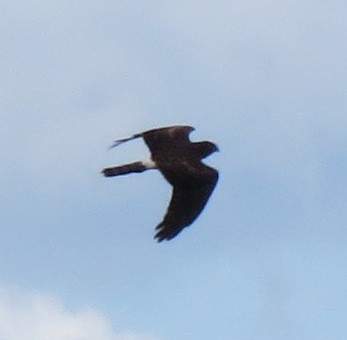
[0,286,159,340]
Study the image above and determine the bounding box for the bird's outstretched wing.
[155,164,218,242]
[141,125,194,160]
[108,125,195,160]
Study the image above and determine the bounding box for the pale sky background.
[1,1,347,339]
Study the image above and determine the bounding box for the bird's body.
[102,125,219,242]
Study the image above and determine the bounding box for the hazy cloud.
[2,0,346,193]
[0,286,159,340]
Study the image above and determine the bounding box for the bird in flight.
[102,125,219,242]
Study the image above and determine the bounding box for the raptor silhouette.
[102,125,219,242]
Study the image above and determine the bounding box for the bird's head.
[193,141,219,159]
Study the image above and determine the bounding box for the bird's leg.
[102,160,157,177]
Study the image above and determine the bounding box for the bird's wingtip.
[154,222,183,242]
[107,133,142,150]
[107,141,121,150]
[154,222,167,242]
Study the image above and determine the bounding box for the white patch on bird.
[141,159,158,169]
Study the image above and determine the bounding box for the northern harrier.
[102,125,219,242]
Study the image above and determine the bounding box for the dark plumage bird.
[102,125,219,242]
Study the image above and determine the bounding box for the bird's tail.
[102,161,147,177]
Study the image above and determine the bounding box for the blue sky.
[1,1,347,339]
